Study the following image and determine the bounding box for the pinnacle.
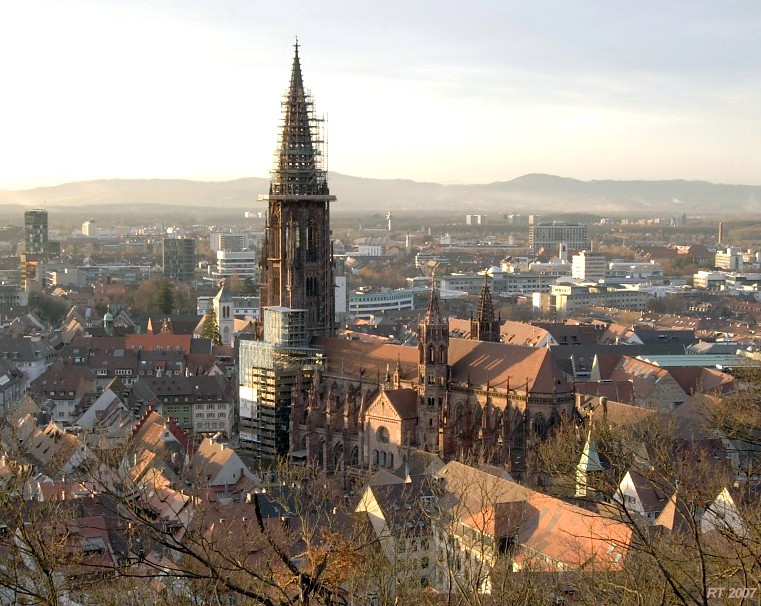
[476,274,495,323]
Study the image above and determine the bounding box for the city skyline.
[2,0,760,190]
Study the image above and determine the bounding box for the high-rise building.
[211,250,257,282]
[258,41,335,338]
[21,209,50,291]
[162,238,196,283]
[466,214,487,225]
[715,246,744,271]
[24,209,48,255]
[571,250,607,282]
[82,218,97,237]
[210,232,248,252]
[529,221,589,253]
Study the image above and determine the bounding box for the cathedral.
[250,43,575,476]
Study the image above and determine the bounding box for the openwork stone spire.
[268,39,332,200]
[259,41,336,338]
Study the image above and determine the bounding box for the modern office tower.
[20,209,50,291]
[162,238,196,283]
[572,250,607,282]
[466,214,487,225]
[258,42,336,338]
[529,221,590,253]
[210,232,247,252]
[24,209,48,254]
[714,246,744,271]
[238,306,323,459]
[211,250,257,282]
[82,218,97,237]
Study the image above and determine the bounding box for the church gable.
[366,388,418,422]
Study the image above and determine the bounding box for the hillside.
[1,173,759,217]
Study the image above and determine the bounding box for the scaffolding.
[239,337,324,459]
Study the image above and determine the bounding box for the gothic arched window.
[534,413,548,438]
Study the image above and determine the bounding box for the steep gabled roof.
[575,381,636,405]
[366,388,418,421]
[667,366,734,396]
[438,461,631,571]
[316,336,571,395]
[448,339,571,394]
[192,438,252,488]
[532,321,599,346]
[361,475,436,538]
[126,333,192,354]
[654,489,693,534]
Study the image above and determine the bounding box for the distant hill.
[1,173,759,217]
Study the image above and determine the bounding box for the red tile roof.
[126,334,192,354]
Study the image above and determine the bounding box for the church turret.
[417,282,449,451]
[471,273,500,342]
[576,427,605,498]
[103,306,114,335]
[258,40,336,338]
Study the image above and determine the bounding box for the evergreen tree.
[157,280,174,315]
[240,276,257,296]
[200,304,222,345]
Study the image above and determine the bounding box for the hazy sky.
[2,0,760,189]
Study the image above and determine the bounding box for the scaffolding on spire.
[258,42,337,337]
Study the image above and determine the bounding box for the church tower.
[417,284,449,451]
[470,274,500,342]
[259,41,336,338]
[213,282,234,347]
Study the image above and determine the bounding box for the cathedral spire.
[259,42,336,337]
[268,39,331,199]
